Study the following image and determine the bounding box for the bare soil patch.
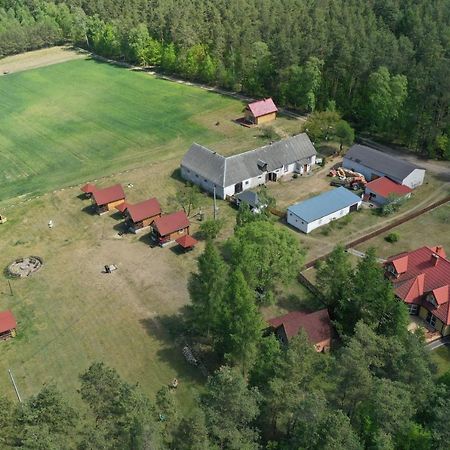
[0,46,87,75]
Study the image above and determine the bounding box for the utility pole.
[213,185,217,220]
[8,280,13,296]
[8,369,22,403]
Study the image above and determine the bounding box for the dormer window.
[257,160,268,171]
[387,263,397,276]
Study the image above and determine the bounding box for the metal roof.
[92,184,125,206]
[247,98,278,117]
[288,187,361,223]
[344,144,421,181]
[235,190,261,208]
[181,134,316,188]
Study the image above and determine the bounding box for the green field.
[0,58,255,201]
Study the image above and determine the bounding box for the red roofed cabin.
[245,98,278,125]
[151,211,190,246]
[123,198,162,233]
[365,177,412,205]
[0,310,17,340]
[91,184,126,214]
[385,246,450,336]
[267,309,332,352]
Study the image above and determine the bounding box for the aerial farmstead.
[181,133,316,199]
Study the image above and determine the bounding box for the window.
[426,311,437,328]
[245,181,249,185]
[408,304,419,315]
[195,174,199,178]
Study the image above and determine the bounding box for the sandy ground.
[0,46,88,75]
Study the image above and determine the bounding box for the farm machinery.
[328,167,367,190]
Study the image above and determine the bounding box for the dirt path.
[0,46,88,75]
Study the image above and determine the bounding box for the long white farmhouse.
[180,133,317,199]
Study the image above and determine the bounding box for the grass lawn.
[355,203,450,259]
[0,56,300,204]
[430,346,450,377]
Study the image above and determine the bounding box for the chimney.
[435,246,445,257]
[431,253,439,266]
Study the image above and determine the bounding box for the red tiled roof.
[386,246,450,324]
[176,234,198,249]
[81,183,97,194]
[268,309,332,344]
[0,310,16,333]
[92,184,125,206]
[365,176,412,198]
[153,211,189,236]
[247,98,278,118]
[127,198,161,223]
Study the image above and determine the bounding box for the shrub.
[385,232,400,243]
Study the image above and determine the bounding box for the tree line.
[1,0,449,159]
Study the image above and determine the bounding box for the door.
[349,203,358,212]
[303,164,308,173]
[234,182,243,194]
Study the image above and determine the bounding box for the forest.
[0,0,449,159]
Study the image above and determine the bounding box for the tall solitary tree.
[188,241,228,340]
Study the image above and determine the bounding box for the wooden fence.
[303,195,450,269]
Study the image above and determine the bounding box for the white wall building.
[287,187,362,234]
[180,133,317,199]
[343,144,425,189]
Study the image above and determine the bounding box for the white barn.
[287,187,362,234]
[343,144,425,189]
[180,133,317,199]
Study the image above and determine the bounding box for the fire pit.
[7,256,43,278]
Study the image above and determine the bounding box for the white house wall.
[288,201,362,234]
[402,169,425,188]
[180,166,225,199]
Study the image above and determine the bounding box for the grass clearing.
[430,346,450,377]
[0,56,300,203]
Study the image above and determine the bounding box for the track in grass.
[0,58,240,201]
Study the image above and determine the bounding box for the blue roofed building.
[287,187,362,234]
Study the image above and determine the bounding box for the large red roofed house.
[123,198,162,233]
[151,211,190,246]
[267,309,332,352]
[385,246,450,335]
[365,176,412,205]
[0,310,17,340]
[245,98,278,125]
[91,184,126,214]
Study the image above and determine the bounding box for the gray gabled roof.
[235,190,261,208]
[344,144,421,181]
[181,143,226,186]
[181,134,316,188]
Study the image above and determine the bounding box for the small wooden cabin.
[151,211,190,246]
[124,198,162,233]
[245,98,278,125]
[91,184,126,214]
[0,310,17,340]
[267,309,332,352]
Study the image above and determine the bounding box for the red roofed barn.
[365,176,412,205]
[267,309,332,352]
[245,98,278,125]
[151,211,190,245]
[124,198,162,233]
[91,184,126,214]
[385,246,450,336]
[0,310,17,340]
